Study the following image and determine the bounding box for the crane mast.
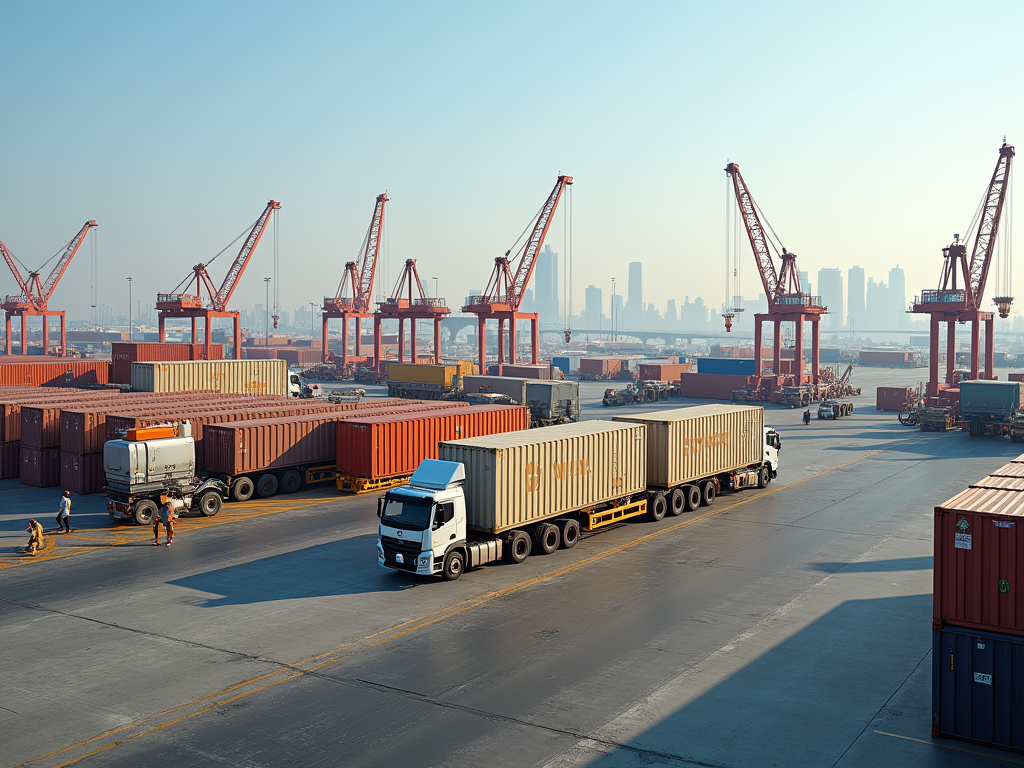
[967,141,1014,314]
[325,193,388,313]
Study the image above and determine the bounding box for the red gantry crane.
[373,259,450,368]
[0,220,98,356]
[910,141,1014,396]
[463,175,573,372]
[157,200,281,356]
[322,193,388,365]
[725,162,826,385]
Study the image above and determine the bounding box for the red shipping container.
[336,404,529,480]
[21,446,61,487]
[111,342,224,384]
[60,451,105,494]
[676,372,751,400]
[876,386,915,411]
[1008,372,1024,383]
[0,442,19,478]
[21,394,127,449]
[859,349,911,365]
[579,357,624,377]
[0,359,109,387]
[242,347,279,360]
[935,484,1024,637]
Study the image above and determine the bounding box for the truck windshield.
[381,494,433,531]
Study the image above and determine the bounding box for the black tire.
[197,491,222,517]
[649,491,668,521]
[685,485,701,511]
[701,481,716,506]
[758,466,770,488]
[669,488,686,516]
[280,469,302,494]
[442,550,464,581]
[132,499,158,526]
[557,518,580,549]
[232,476,255,502]
[504,530,532,563]
[848,404,854,415]
[533,522,560,554]
[255,473,279,498]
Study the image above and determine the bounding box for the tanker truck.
[377,404,781,580]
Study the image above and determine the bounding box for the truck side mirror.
[376,498,384,518]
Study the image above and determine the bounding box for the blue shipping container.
[933,626,1024,752]
[696,357,756,376]
[551,355,581,374]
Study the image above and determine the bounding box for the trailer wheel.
[648,492,668,521]
[255,473,279,498]
[442,550,464,581]
[701,481,716,506]
[557,518,580,549]
[533,522,560,554]
[280,469,302,494]
[669,488,686,516]
[132,499,158,526]
[685,485,701,511]
[504,530,532,563]
[231,477,255,502]
[758,466,770,488]
[197,491,222,517]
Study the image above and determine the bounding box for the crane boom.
[966,142,1015,308]
[509,175,572,309]
[355,193,388,311]
[213,200,281,311]
[0,238,32,301]
[1,220,98,310]
[38,220,99,306]
[725,163,782,304]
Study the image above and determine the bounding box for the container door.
[971,635,995,744]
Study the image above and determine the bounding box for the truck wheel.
[132,499,158,526]
[701,481,716,506]
[533,522,560,554]
[255,473,279,498]
[669,488,685,516]
[280,469,302,494]
[442,550,464,581]
[197,491,222,517]
[232,477,255,502]
[685,485,701,511]
[758,466,770,488]
[504,530,532,563]
[557,518,580,549]
[648,492,668,521]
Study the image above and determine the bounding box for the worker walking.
[153,494,176,547]
[24,519,46,556]
[803,409,811,426]
[55,490,72,533]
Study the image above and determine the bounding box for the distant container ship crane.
[0,219,98,356]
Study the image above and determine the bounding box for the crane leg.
[811,315,819,386]
[21,316,28,355]
[397,319,405,363]
[754,318,763,375]
[970,318,980,381]
[205,314,213,351]
[374,317,382,370]
[411,318,418,363]
[321,315,329,363]
[985,316,995,379]
[508,316,516,365]
[434,318,441,364]
[60,313,66,358]
[191,317,197,345]
[233,316,241,361]
[341,316,348,365]
[355,318,362,357]
[477,317,486,374]
[531,317,538,365]
[794,316,804,384]
[773,319,781,378]
[4,313,10,356]
[929,314,940,396]
[159,314,166,344]
[946,319,956,385]
[42,315,48,356]
[497,319,505,365]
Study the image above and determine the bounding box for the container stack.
[0,358,110,387]
[110,342,224,384]
[932,456,1024,752]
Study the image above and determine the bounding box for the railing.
[776,294,825,309]
[3,295,28,305]
[919,290,966,304]
[156,293,203,308]
[413,298,447,308]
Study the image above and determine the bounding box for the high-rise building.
[866,279,889,329]
[888,265,906,330]
[533,245,559,326]
[611,293,625,335]
[848,266,865,331]
[817,268,844,330]
[626,262,643,328]
[665,299,677,325]
[798,270,812,297]
[584,285,603,328]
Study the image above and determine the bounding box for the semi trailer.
[377,404,780,580]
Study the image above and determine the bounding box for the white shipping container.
[130,360,288,396]
[439,420,647,533]
[613,404,763,488]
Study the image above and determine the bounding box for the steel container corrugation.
[578,357,623,376]
[696,357,756,376]
[0,442,20,478]
[612,404,763,488]
[935,487,1024,636]
[60,451,105,495]
[960,381,1024,417]
[438,420,648,534]
[932,625,1024,752]
[385,363,464,387]
[130,360,288,396]
[102,397,314,441]
[20,394,128,449]
[638,363,692,382]
[111,342,224,383]
[21,446,61,487]
[972,476,1024,491]
[876,386,916,411]
[0,360,109,387]
[0,389,132,443]
[988,463,1024,478]
[336,404,529,480]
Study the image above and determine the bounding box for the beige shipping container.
[130,360,288,396]
[439,420,647,534]
[613,404,764,488]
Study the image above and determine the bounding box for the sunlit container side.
[637,363,692,382]
[130,360,288,396]
[0,360,110,387]
[385,363,460,387]
[21,395,127,449]
[111,342,224,383]
[336,404,529,480]
[578,357,624,377]
[21,446,61,487]
[439,420,647,534]
[612,404,763,488]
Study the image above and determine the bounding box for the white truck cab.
[764,426,781,477]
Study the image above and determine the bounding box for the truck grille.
[381,535,421,571]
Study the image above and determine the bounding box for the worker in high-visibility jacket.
[25,519,45,556]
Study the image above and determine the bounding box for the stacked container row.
[0,358,109,387]
[111,342,224,384]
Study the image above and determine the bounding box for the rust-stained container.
[438,420,648,534]
[111,342,223,383]
[0,389,128,442]
[612,404,764,488]
[876,386,915,411]
[578,357,624,377]
[336,404,529,480]
[677,372,751,400]
[60,451,105,494]
[21,446,61,487]
[0,359,110,387]
[0,442,20,478]
[130,359,288,396]
[638,363,691,382]
[935,485,1024,637]
[19,394,128,448]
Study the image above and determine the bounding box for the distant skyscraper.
[626,262,643,328]
[888,265,906,330]
[584,285,603,328]
[798,270,811,297]
[866,278,889,329]
[848,265,865,331]
[817,268,844,331]
[533,245,559,325]
[611,292,624,335]
[665,299,677,325]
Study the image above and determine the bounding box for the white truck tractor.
[104,422,229,525]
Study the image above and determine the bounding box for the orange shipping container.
[637,363,691,382]
[336,404,529,481]
[0,359,109,387]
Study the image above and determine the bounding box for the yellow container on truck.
[130,359,288,396]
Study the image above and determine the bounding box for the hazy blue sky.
[1,1,1021,329]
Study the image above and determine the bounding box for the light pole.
[126,277,133,342]
[264,277,271,344]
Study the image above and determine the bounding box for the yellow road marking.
[874,730,1024,764]
[13,451,878,768]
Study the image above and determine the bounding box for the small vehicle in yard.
[817,399,854,419]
